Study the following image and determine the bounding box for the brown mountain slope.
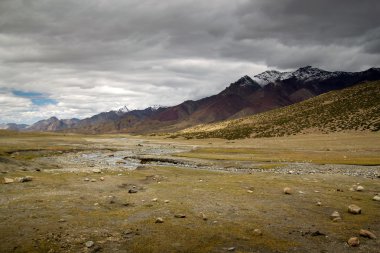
[177,81,380,139]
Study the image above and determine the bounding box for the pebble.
[330,211,341,221]
[283,187,292,194]
[164,200,170,203]
[92,169,101,173]
[85,241,94,248]
[152,198,158,202]
[3,177,14,184]
[84,178,90,182]
[155,217,164,223]
[372,195,380,201]
[348,204,361,214]
[227,247,235,251]
[253,229,262,236]
[247,190,253,193]
[128,189,138,194]
[356,185,364,191]
[316,201,322,206]
[359,229,377,239]
[100,177,105,181]
[174,214,186,218]
[200,212,208,221]
[91,179,97,182]
[347,237,360,247]
[58,218,66,223]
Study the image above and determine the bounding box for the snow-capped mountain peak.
[116,105,130,115]
[252,66,341,86]
[252,70,291,86]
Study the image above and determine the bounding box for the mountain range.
[179,80,380,139]
[17,66,380,133]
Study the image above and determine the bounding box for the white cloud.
[0,0,378,124]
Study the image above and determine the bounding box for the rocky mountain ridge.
[23,66,380,133]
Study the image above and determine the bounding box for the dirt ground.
[0,132,379,252]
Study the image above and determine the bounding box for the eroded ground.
[0,132,379,252]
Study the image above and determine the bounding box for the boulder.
[347,237,360,247]
[359,229,376,239]
[348,204,361,214]
[3,177,14,184]
[85,241,94,248]
[155,217,164,223]
[330,211,341,221]
[356,185,364,191]
[253,229,262,236]
[283,187,292,194]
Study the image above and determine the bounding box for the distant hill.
[25,66,380,133]
[0,123,29,131]
[26,117,80,132]
[177,81,380,139]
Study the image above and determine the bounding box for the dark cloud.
[0,0,378,123]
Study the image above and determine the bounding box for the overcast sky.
[0,0,379,124]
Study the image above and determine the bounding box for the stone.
[58,218,66,223]
[152,198,158,202]
[84,178,90,182]
[174,214,186,218]
[164,200,170,203]
[90,179,97,182]
[227,247,235,251]
[18,176,33,183]
[100,177,105,181]
[283,187,292,194]
[253,229,262,236]
[347,237,360,247]
[348,204,361,214]
[359,229,377,239]
[3,177,14,184]
[311,231,325,236]
[92,169,101,173]
[247,190,253,193]
[155,217,164,223]
[330,211,341,221]
[316,201,322,206]
[128,189,138,194]
[372,195,380,201]
[200,212,208,221]
[356,185,364,191]
[85,241,94,248]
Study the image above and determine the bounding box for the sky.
[0,0,379,124]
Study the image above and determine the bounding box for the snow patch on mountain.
[253,66,347,86]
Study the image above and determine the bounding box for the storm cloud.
[0,0,379,124]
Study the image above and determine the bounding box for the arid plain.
[1,131,379,253]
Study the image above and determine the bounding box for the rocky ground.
[0,134,379,252]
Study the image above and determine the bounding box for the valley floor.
[0,132,379,252]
